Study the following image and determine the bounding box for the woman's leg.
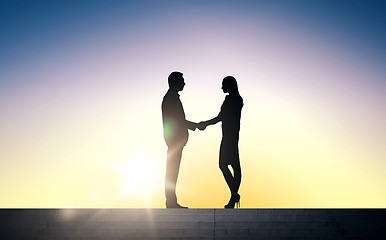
[221,162,242,208]
[230,161,241,195]
[219,163,234,194]
[219,140,242,195]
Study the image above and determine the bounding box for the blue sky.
[1,1,385,73]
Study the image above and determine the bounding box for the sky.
[0,0,385,208]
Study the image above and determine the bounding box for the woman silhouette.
[199,76,243,208]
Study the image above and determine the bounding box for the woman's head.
[222,76,239,94]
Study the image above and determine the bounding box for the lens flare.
[114,153,163,200]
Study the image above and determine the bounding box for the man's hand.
[198,121,207,131]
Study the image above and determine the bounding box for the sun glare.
[116,153,163,199]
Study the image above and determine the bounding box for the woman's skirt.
[219,137,240,165]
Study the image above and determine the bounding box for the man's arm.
[186,120,197,131]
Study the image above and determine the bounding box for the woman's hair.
[223,76,239,94]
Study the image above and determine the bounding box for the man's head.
[168,71,185,92]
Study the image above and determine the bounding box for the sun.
[115,152,164,199]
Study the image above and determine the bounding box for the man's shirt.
[162,90,191,147]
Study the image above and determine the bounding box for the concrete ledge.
[0,209,385,239]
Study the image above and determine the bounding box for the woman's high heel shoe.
[224,193,240,209]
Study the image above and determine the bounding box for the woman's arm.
[198,113,221,130]
[205,115,221,126]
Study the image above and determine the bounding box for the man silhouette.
[162,71,197,208]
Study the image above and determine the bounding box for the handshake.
[196,121,208,131]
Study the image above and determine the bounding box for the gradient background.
[1,0,385,208]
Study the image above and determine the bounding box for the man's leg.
[165,145,183,206]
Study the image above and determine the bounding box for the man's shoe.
[166,201,188,209]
